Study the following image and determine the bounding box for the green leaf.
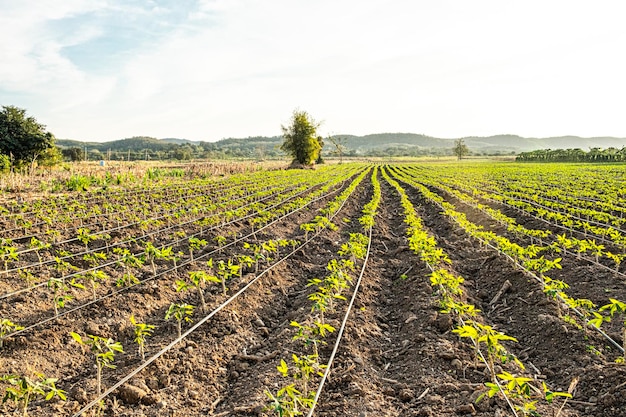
[277,359,289,377]
[70,332,83,344]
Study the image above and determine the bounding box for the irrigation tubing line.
[419,260,520,417]
[70,167,366,417]
[1,176,349,342]
[4,178,254,243]
[305,226,373,417]
[481,189,626,249]
[434,186,626,280]
[0,179,319,300]
[71,237,309,417]
[395,172,625,354]
[382,171,521,417]
[1,180,293,275]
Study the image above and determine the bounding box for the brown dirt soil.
[1,167,625,417]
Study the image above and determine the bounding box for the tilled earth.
[1,167,625,417]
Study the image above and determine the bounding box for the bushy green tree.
[281,110,323,165]
[0,106,56,168]
[62,147,85,162]
[453,139,469,160]
[0,154,10,173]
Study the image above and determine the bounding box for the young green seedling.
[144,242,160,275]
[18,270,37,288]
[188,237,207,262]
[300,223,315,241]
[213,235,227,253]
[599,298,626,354]
[0,318,24,349]
[265,384,314,417]
[113,248,144,287]
[1,372,67,417]
[177,271,219,311]
[165,303,194,338]
[237,254,254,277]
[216,259,239,295]
[280,354,327,397]
[70,332,124,395]
[80,270,109,301]
[0,239,19,273]
[453,321,521,383]
[129,315,155,361]
[47,277,84,317]
[76,228,96,249]
[53,256,78,275]
[243,242,265,272]
[83,251,107,267]
[291,319,335,357]
[29,237,51,264]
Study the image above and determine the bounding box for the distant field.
[1,162,624,417]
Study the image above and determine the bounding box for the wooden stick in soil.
[490,279,511,306]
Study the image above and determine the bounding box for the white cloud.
[2,0,626,140]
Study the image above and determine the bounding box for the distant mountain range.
[57,133,626,156]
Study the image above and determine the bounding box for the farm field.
[1,162,626,417]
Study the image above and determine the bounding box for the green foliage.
[0,106,56,168]
[291,319,335,356]
[165,303,194,337]
[265,384,314,417]
[0,318,24,349]
[177,270,219,311]
[66,175,91,192]
[0,239,19,272]
[0,153,10,173]
[280,110,323,165]
[47,277,83,316]
[129,315,155,361]
[453,321,521,383]
[453,139,469,160]
[70,332,123,395]
[216,259,239,295]
[1,372,66,417]
[61,147,84,162]
[188,237,207,262]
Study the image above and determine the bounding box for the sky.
[2,1,626,142]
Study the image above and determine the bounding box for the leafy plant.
[265,384,314,417]
[47,277,84,316]
[29,237,51,264]
[165,303,194,338]
[113,248,144,287]
[599,298,626,353]
[80,270,109,301]
[129,315,155,361]
[0,239,19,273]
[213,235,227,253]
[216,259,239,295]
[291,319,335,357]
[453,321,521,383]
[1,372,66,417]
[76,228,97,249]
[176,270,219,311]
[70,332,124,395]
[83,251,107,267]
[0,318,24,349]
[188,237,207,262]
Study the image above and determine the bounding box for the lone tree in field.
[453,139,469,160]
[0,106,56,169]
[280,110,323,165]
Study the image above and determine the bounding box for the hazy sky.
[2,1,626,142]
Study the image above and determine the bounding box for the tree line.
[1,105,477,173]
[516,147,626,162]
